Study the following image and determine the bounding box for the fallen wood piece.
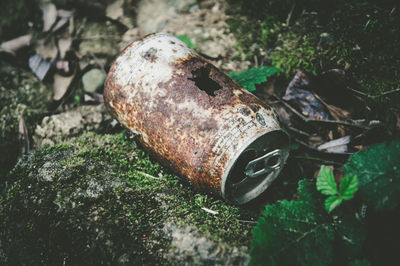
[317,136,351,153]
[0,34,32,55]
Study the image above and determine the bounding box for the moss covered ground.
[227,0,400,99]
[0,62,52,181]
[1,132,254,264]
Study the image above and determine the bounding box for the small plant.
[228,66,279,92]
[176,35,196,49]
[250,141,400,265]
[317,165,358,213]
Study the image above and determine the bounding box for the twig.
[350,88,400,99]
[76,35,121,40]
[137,170,160,180]
[287,126,311,137]
[295,138,353,156]
[254,55,259,67]
[201,207,218,215]
[293,156,343,166]
[276,97,370,130]
[18,113,30,156]
[88,52,106,74]
[236,219,258,225]
[286,3,296,26]
[197,52,222,61]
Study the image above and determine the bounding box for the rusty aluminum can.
[104,33,289,204]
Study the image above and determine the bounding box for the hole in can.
[189,67,222,96]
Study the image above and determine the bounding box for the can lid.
[221,130,289,205]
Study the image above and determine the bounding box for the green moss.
[1,132,255,264]
[0,62,52,181]
[0,0,41,41]
[269,28,321,76]
[227,0,400,97]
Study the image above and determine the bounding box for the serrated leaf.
[250,179,367,265]
[336,214,367,259]
[317,165,338,196]
[325,196,342,213]
[344,141,400,210]
[176,35,195,49]
[250,180,334,266]
[339,174,358,200]
[228,66,279,92]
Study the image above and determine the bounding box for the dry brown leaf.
[58,9,73,18]
[106,0,134,28]
[55,60,70,73]
[317,136,351,153]
[41,3,57,32]
[106,0,124,20]
[58,37,72,59]
[52,9,73,32]
[0,34,32,55]
[36,37,58,62]
[313,92,351,120]
[312,91,347,136]
[52,17,69,32]
[53,70,76,101]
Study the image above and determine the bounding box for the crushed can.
[104,33,289,204]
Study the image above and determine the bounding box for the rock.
[82,69,106,93]
[78,22,123,60]
[106,0,135,28]
[136,0,250,72]
[119,28,140,50]
[136,0,198,35]
[164,223,249,265]
[0,133,254,264]
[33,104,113,148]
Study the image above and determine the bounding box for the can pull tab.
[244,149,283,178]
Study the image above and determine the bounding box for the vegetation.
[250,141,400,265]
[228,66,279,92]
[0,132,254,264]
[0,62,52,181]
[227,0,400,96]
[317,166,358,213]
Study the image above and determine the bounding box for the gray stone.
[33,104,112,148]
[137,0,198,35]
[164,222,249,265]
[82,69,106,93]
[78,22,122,60]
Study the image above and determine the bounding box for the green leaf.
[335,214,367,259]
[339,174,358,200]
[228,66,279,92]
[316,165,338,196]
[250,179,367,265]
[250,180,335,266]
[325,196,342,213]
[176,35,195,49]
[344,141,400,210]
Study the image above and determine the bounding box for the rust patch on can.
[104,33,289,204]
